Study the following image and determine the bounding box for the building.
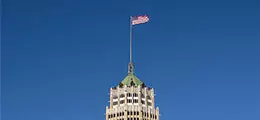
[105,62,160,120]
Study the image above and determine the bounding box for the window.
[141,94,145,98]
[120,94,125,98]
[134,99,138,103]
[127,93,132,97]
[147,102,152,106]
[120,100,125,104]
[141,100,145,104]
[113,96,118,99]
[133,93,138,97]
[113,102,118,105]
[147,95,151,100]
[127,99,132,103]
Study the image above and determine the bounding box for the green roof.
[119,73,144,87]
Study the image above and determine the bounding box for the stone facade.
[106,82,160,120]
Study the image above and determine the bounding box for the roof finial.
[128,62,134,74]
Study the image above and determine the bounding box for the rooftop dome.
[118,73,145,87]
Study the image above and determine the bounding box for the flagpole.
[128,15,149,74]
[130,16,133,63]
[128,16,134,74]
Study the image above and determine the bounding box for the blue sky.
[2,0,260,120]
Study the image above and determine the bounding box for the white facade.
[106,85,160,120]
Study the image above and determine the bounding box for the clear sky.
[2,0,260,120]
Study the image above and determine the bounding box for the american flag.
[131,15,149,25]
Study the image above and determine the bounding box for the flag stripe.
[132,15,149,25]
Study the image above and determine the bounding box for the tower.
[105,15,160,120]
